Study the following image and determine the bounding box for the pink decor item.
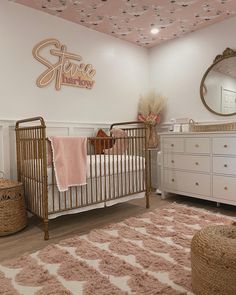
[12,0,236,47]
[104,128,128,155]
[138,90,165,148]
[48,136,87,192]
[138,112,161,125]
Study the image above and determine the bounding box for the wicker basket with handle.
[0,178,27,236]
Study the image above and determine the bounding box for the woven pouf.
[191,225,236,295]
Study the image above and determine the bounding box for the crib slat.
[112,146,115,199]
[120,137,123,197]
[103,139,107,201]
[99,139,103,199]
[89,140,93,205]
[64,191,67,210]
[80,185,83,207]
[108,138,111,201]
[75,186,78,208]
[52,162,55,213]
[128,140,131,194]
[94,146,98,203]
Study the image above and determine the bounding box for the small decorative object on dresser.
[160,131,236,206]
[138,90,166,148]
[0,178,27,236]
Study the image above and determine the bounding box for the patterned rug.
[0,203,233,295]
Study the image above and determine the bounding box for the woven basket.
[0,178,27,236]
[189,121,236,132]
[191,225,236,295]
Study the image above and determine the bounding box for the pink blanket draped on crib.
[48,136,87,192]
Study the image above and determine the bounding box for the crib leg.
[146,192,150,209]
[43,219,49,240]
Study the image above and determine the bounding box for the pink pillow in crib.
[104,128,128,155]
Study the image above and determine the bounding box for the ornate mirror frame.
[200,48,236,116]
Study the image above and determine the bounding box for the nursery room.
[1,0,236,294]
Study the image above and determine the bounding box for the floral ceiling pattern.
[11,0,236,47]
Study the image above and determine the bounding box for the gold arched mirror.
[200,48,236,116]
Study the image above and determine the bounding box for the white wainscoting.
[0,121,13,179]
[0,119,111,180]
[1,118,227,187]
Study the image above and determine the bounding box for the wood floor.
[0,194,236,263]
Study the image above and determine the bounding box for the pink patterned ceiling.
[11,0,236,47]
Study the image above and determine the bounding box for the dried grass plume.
[138,90,166,116]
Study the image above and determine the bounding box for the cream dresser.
[160,131,236,206]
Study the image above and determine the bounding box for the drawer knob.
[171,178,175,182]
[171,144,174,147]
[171,160,175,163]
[224,144,228,148]
[195,144,199,148]
[224,164,228,168]
[195,182,199,186]
[195,162,199,166]
[224,186,228,190]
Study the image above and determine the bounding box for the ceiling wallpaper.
[10,0,236,47]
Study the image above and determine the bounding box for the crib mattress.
[47,155,145,185]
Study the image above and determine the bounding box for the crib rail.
[15,116,49,239]
[15,117,149,240]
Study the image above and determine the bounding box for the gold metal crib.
[15,117,151,240]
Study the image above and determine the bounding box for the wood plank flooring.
[0,194,236,263]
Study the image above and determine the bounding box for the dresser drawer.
[163,170,211,196]
[213,137,236,155]
[213,157,236,175]
[185,138,210,154]
[213,175,236,201]
[163,137,184,153]
[163,154,210,173]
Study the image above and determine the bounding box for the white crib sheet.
[47,155,145,185]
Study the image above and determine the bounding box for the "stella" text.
[32,38,96,91]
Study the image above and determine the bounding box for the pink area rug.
[0,203,234,295]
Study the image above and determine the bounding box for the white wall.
[0,0,149,178]
[149,16,236,123]
[0,0,149,123]
[2,0,236,183]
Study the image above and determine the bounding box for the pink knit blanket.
[48,136,87,192]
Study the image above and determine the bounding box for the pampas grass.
[138,90,166,116]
